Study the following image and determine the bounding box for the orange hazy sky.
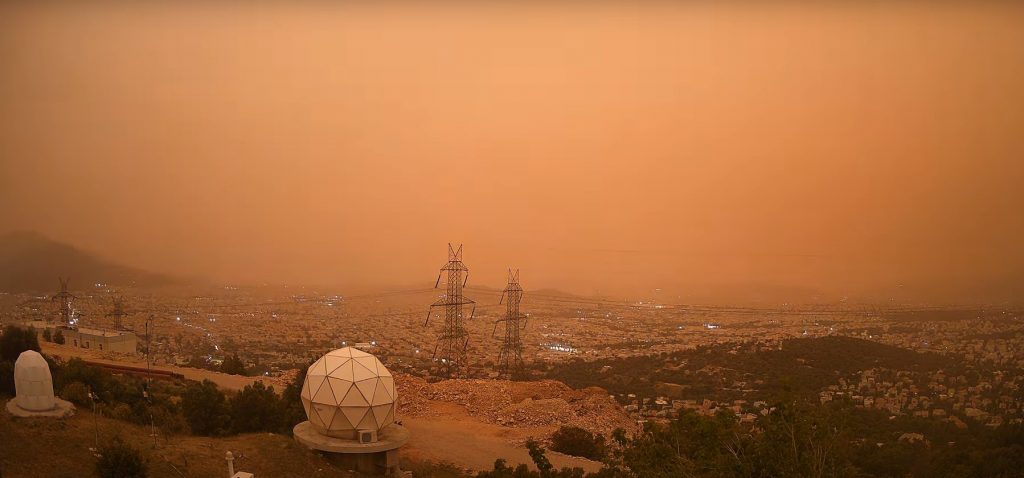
[1,3,1022,302]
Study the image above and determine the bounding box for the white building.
[64,327,138,354]
[26,321,138,354]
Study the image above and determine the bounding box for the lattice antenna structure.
[106,296,128,330]
[424,244,476,377]
[493,269,527,379]
[51,277,77,326]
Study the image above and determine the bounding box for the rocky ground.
[396,375,637,444]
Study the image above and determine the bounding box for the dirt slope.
[0,404,360,478]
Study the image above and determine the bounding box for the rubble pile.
[394,373,433,416]
[395,374,637,438]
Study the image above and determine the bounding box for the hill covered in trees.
[544,336,958,403]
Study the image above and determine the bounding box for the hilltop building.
[62,327,137,353]
[26,320,138,354]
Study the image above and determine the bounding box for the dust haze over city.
[1,3,1023,478]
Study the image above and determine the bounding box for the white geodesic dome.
[301,347,396,438]
[14,350,55,412]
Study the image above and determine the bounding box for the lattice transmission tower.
[493,269,527,379]
[106,296,128,330]
[52,277,76,326]
[425,244,476,377]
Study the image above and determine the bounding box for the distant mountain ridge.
[0,231,173,292]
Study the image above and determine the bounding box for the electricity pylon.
[425,244,475,378]
[52,277,76,326]
[106,296,128,330]
[493,269,527,379]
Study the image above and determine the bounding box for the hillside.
[0,402,369,478]
[2,345,614,476]
[0,231,172,292]
[546,336,958,403]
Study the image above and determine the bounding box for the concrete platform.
[6,398,76,418]
[294,421,409,476]
[293,421,409,453]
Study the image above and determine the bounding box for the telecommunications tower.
[425,244,476,377]
[493,269,527,379]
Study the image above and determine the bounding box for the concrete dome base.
[6,397,75,418]
[294,421,408,477]
[293,421,408,453]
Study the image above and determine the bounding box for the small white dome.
[14,350,55,412]
[300,347,396,438]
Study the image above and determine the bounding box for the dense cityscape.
[4,281,1022,428]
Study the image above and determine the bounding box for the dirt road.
[401,401,602,473]
[40,342,274,391]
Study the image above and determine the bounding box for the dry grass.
[0,397,372,478]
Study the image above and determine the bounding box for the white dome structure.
[301,347,396,438]
[14,350,56,412]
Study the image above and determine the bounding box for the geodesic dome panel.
[14,350,56,412]
[300,347,396,438]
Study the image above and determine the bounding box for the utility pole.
[52,277,76,326]
[493,269,527,379]
[89,386,99,451]
[145,314,158,444]
[145,314,154,373]
[425,244,475,378]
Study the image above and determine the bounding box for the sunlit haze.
[2,3,1022,303]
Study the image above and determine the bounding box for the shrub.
[54,358,106,393]
[95,438,147,478]
[0,360,14,396]
[53,329,65,345]
[282,359,311,430]
[220,353,248,376]
[550,426,606,461]
[476,459,535,478]
[229,381,284,434]
[109,403,134,421]
[181,380,231,436]
[0,325,40,362]
[527,439,553,476]
[60,381,91,406]
[154,406,190,435]
[403,460,467,478]
[53,358,134,404]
